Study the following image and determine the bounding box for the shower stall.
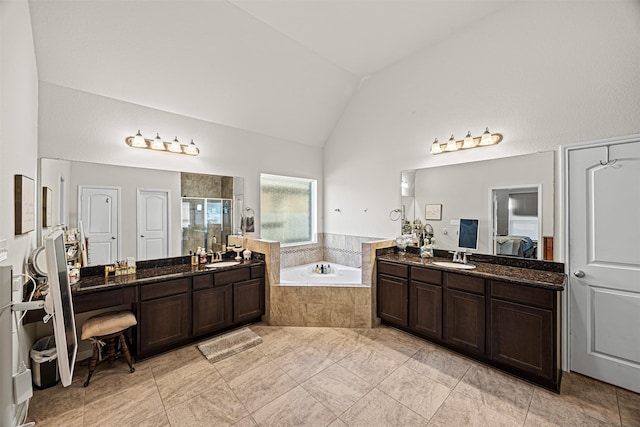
[181,197,232,255]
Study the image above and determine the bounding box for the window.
[260,174,316,245]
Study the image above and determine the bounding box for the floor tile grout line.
[615,387,623,427]
[374,384,433,424]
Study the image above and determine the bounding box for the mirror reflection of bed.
[492,186,540,258]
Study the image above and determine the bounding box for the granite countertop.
[72,259,265,295]
[378,253,566,291]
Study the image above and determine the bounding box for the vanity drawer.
[141,278,189,301]
[411,267,442,285]
[74,288,133,313]
[215,268,251,285]
[445,273,485,294]
[251,265,265,279]
[378,261,408,278]
[193,273,213,290]
[490,280,554,310]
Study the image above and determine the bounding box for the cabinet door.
[193,285,232,336]
[409,281,442,339]
[490,299,554,380]
[377,274,408,327]
[139,293,190,355]
[233,279,264,323]
[445,289,485,355]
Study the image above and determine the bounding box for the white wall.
[38,82,325,238]
[324,1,640,256]
[0,0,39,424]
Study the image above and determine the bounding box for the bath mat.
[197,327,262,363]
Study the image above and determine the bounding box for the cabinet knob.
[573,270,585,278]
[111,236,116,240]
[140,235,145,238]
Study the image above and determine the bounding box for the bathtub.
[280,262,363,286]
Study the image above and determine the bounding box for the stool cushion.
[81,311,137,340]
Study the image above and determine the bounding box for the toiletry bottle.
[199,248,207,264]
[320,265,325,274]
[191,251,198,266]
[315,265,319,274]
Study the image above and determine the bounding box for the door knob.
[573,270,585,278]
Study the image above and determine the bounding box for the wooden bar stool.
[81,310,137,387]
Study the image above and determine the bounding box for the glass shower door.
[181,198,205,255]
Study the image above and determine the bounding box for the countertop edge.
[72,259,265,295]
[377,254,566,291]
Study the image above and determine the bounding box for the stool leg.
[119,333,135,373]
[106,338,117,364]
[84,343,100,387]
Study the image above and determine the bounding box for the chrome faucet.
[214,251,223,261]
[452,251,469,264]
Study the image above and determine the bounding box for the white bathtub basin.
[206,261,240,268]
[432,261,476,270]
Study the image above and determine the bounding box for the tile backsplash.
[280,233,383,269]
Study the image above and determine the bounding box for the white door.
[137,189,169,261]
[79,186,120,266]
[568,138,640,393]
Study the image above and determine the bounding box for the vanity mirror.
[401,151,555,260]
[38,158,244,266]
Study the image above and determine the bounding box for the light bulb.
[185,139,199,155]
[132,129,146,148]
[462,130,475,149]
[169,136,182,153]
[151,133,165,150]
[445,135,458,151]
[479,127,493,146]
[431,138,442,154]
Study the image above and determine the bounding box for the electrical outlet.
[13,369,33,404]
[13,277,23,292]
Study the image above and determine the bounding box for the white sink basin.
[432,261,476,270]
[205,261,240,268]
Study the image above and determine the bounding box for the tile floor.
[27,325,640,426]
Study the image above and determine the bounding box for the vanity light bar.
[431,128,503,154]
[125,130,200,156]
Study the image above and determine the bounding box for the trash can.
[30,336,59,389]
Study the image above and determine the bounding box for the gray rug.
[197,327,262,363]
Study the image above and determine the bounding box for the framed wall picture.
[425,204,442,221]
[15,174,35,234]
[43,186,53,227]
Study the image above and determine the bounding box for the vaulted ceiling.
[29,0,510,147]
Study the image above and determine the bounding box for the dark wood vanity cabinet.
[136,262,266,358]
[489,280,556,381]
[376,258,562,392]
[139,278,191,356]
[213,266,265,324]
[192,285,233,337]
[377,261,409,327]
[234,279,264,323]
[409,267,442,339]
[444,273,486,356]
